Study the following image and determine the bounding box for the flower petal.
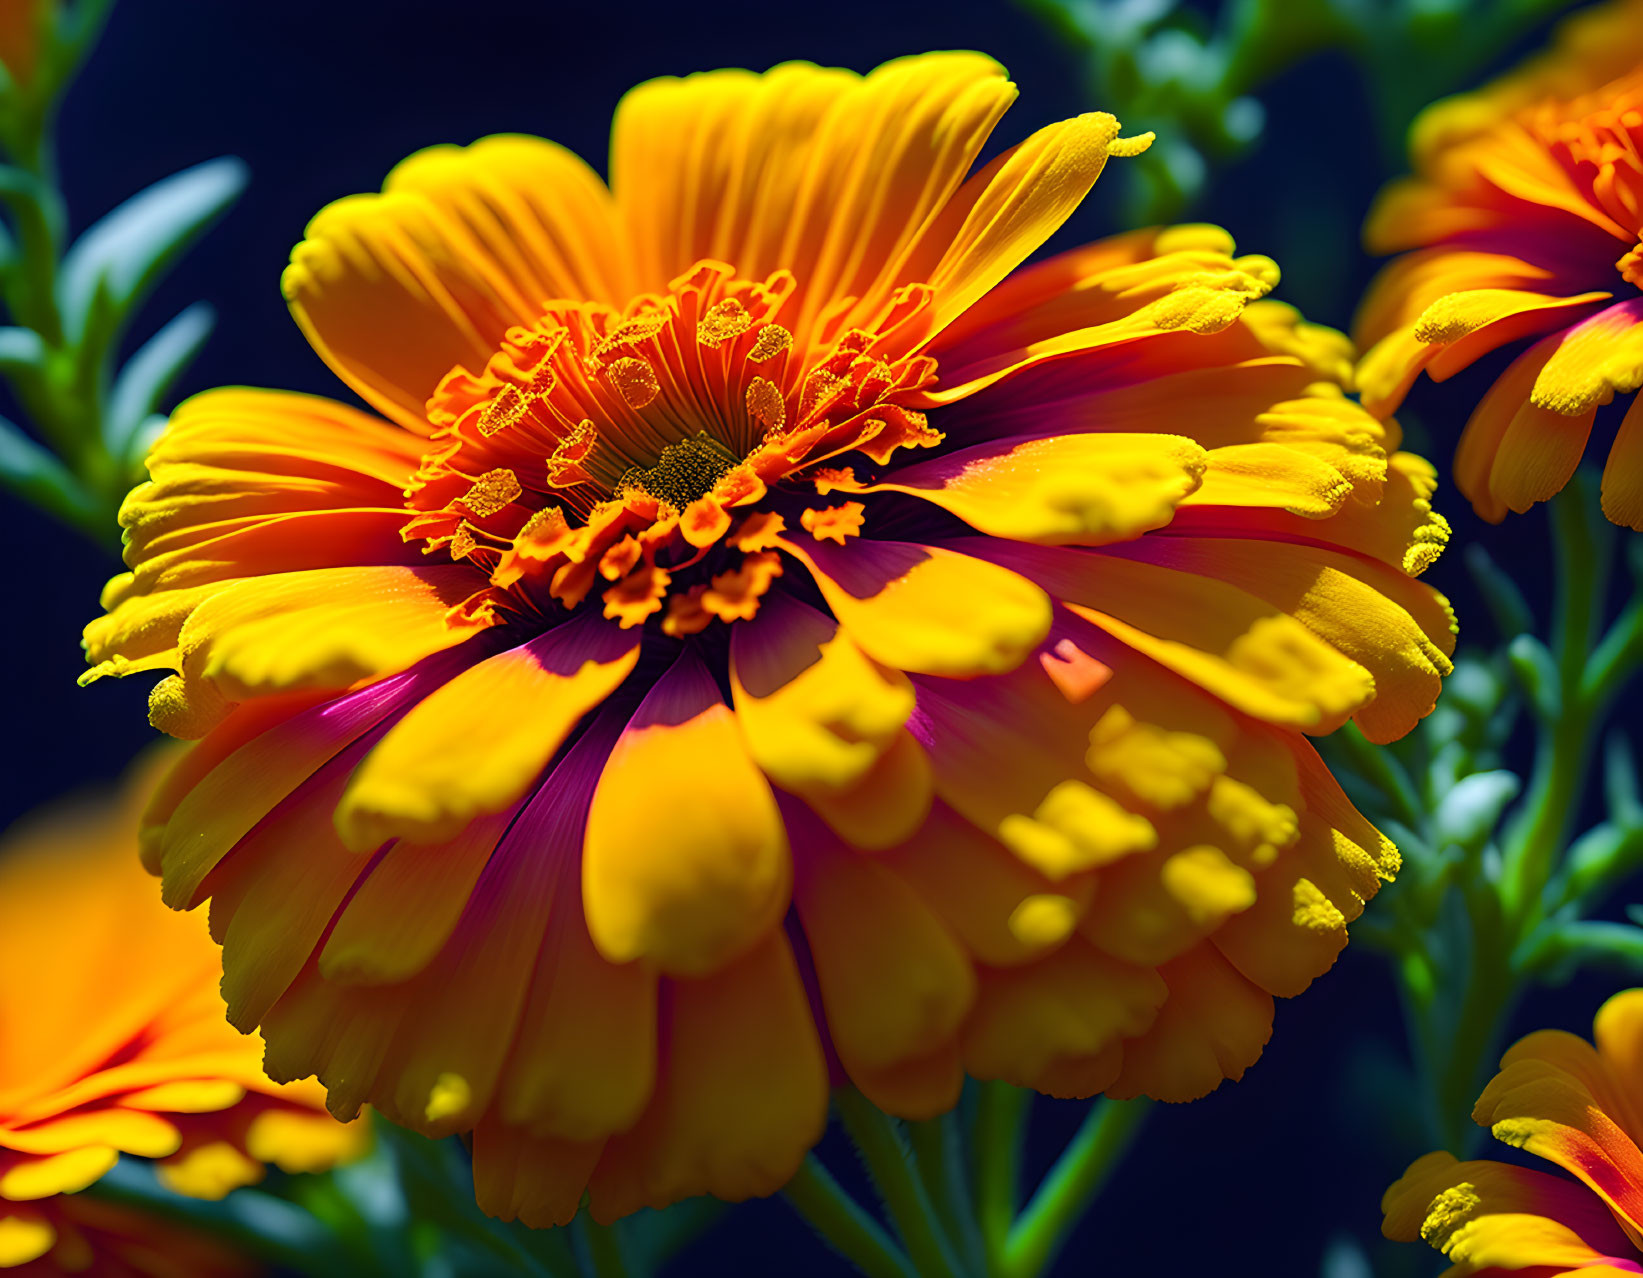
[779,536,1051,678]
[587,932,828,1222]
[583,651,791,976]
[336,616,639,851]
[284,137,623,432]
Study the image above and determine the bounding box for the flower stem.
[834,1088,965,1277]
[782,1154,917,1278]
[908,1112,987,1275]
[972,1080,1027,1271]
[1002,1098,1150,1278]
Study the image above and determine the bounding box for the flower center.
[405,260,942,631]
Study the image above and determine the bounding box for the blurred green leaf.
[0,410,96,528]
[1432,771,1520,855]
[105,300,212,458]
[58,156,246,342]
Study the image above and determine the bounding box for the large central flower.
[83,54,1454,1226]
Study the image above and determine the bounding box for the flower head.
[1356,8,1643,529]
[83,54,1453,1224]
[1384,990,1643,1276]
[0,756,365,1273]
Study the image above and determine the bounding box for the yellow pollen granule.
[595,310,670,360]
[460,468,522,518]
[697,297,753,347]
[605,356,661,408]
[450,522,480,560]
[746,377,786,431]
[478,385,527,437]
[747,324,792,362]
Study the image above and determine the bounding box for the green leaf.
[1506,634,1560,719]
[58,157,247,343]
[1524,920,1643,983]
[0,325,45,374]
[1432,771,1520,854]
[0,411,98,530]
[105,302,213,459]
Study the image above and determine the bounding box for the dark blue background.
[8,2,1634,1274]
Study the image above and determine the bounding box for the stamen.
[698,298,753,347]
[595,310,670,360]
[460,468,522,517]
[746,377,787,432]
[748,324,792,363]
[478,385,529,437]
[546,420,598,488]
[604,356,661,409]
[1620,242,1643,289]
[450,522,480,560]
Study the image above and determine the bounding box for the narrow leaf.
[105,303,214,457]
[0,412,98,529]
[58,157,247,342]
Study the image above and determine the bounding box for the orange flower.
[1384,990,1643,1276]
[83,55,1453,1225]
[1355,4,1643,529]
[0,756,366,1273]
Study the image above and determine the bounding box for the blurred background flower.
[0,753,364,1273]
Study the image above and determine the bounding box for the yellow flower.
[82,54,1453,1225]
[1384,990,1643,1276]
[1355,6,1643,529]
[0,755,366,1273]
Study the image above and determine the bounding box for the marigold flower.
[82,54,1454,1225]
[1384,989,1643,1276]
[0,758,365,1273]
[1355,8,1643,529]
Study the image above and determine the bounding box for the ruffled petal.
[284,136,625,431]
[583,651,790,976]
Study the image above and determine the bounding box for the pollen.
[748,324,792,362]
[459,468,522,517]
[605,356,661,408]
[697,297,753,347]
[478,384,528,436]
[746,377,786,431]
[618,432,739,509]
[449,522,480,560]
[595,310,670,360]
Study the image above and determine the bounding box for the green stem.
[908,1113,986,1276]
[835,1088,963,1278]
[1002,1099,1151,1278]
[971,1081,1027,1273]
[574,1215,629,1278]
[782,1155,917,1278]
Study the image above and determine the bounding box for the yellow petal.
[284,137,623,431]
[1600,394,1643,531]
[729,592,914,795]
[780,537,1051,678]
[588,932,828,1221]
[0,1147,117,1200]
[336,617,639,851]
[584,652,791,976]
[0,1210,54,1268]
[156,1141,264,1200]
[830,432,1207,545]
[799,730,933,851]
[178,565,494,705]
[1107,944,1273,1102]
[1182,442,1353,518]
[794,823,975,1076]
[1531,299,1643,415]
